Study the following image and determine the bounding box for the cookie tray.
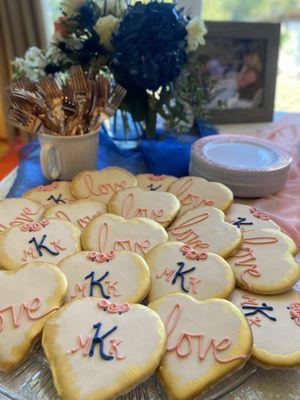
[0,344,256,400]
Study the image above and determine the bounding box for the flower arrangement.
[12,0,208,138]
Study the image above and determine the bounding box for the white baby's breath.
[186,18,207,52]
[94,15,120,51]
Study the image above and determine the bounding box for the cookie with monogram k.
[43,199,107,230]
[168,206,241,258]
[108,187,180,227]
[225,203,280,232]
[58,250,150,303]
[81,213,168,257]
[136,174,177,192]
[42,297,166,400]
[0,262,67,371]
[23,181,74,208]
[168,176,233,216]
[71,167,137,204]
[0,219,81,270]
[149,293,252,400]
[227,228,299,294]
[231,288,300,368]
[0,198,44,232]
[146,241,235,303]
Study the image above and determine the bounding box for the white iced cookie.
[22,181,74,208]
[71,167,137,204]
[168,176,233,215]
[43,297,166,400]
[168,206,241,258]
[0,262,67,372]
[108,187,180,227]
[149,293,252,400]
[231,288,300,368]
[136,173,177,192]
[0,219,81,270]
[81,213,168,257]
[58,250,150,303]
[227,228,299,294]
[146,242,235,303]
[43,199,107,230]
[225,203,280,232]
[0,198,44,232]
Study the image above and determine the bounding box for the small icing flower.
[250,207,270,220]
[88,251,115,263]
[180,244,208,260]
[147,174,165,181]
[98,299,110,310]
[107,303,119,313]
[119,303,129,313]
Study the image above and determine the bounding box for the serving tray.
[0,344,257,400]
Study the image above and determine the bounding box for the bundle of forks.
[7,65,127,136]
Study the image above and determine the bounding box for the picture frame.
[198,21,280,124]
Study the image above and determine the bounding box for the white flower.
[94,15,120,51]
[94,0,127,17]
[186,18,207,52]
[61,0,85,16]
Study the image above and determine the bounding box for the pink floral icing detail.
[20,219,50,232]
[147,174,165,181]
[180,244,208,261]
[36,182,59,191]
[250,207,270,220]
[87,251,115,263]
[289,303,300,326]
[97,299,129,314]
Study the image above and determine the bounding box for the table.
[1,119,300,400]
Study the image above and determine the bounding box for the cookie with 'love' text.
[0,219,81,270]
[149,293,252,400]
[58,250,150,304]
[23,181,74,208]
[136,174,177,192]
[43,199,107,230]
[81,213,168,258]
[71,167,137,204]
[43,297,166,400]
[0,262,67,371]
[225,203,280,232]
[227,228,299,294]
[231,288,300,368]
[168,176,233,216]
[168,206,241,258]
[108,187,180,227]
[0,198,44,232]
[146,241,235,303]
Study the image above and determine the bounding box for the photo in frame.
[197,21,280,123]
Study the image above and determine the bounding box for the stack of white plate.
[189,134,292,198]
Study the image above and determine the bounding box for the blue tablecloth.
[7,123,217,198]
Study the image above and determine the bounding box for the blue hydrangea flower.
[111,1,188,91]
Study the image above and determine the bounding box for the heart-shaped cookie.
[149,293,252,400]
[71,167,137,204]
[43,199,107,230]
[81,213,168,257]
[227,228,300,294]
[0,219,81,270]
[58,250,150,303]
[168,206,241,258]
[0,198,44,232]
[231,288,300,368]
[146,241,235,303]
[42,297,166,400]
[23,181,74,207]
[108,187,180,227]
[136,174,177,192]
[225,203,280,232]
[0,262,67,371]
[168,176,233,216]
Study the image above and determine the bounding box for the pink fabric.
[226,115,300,246]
